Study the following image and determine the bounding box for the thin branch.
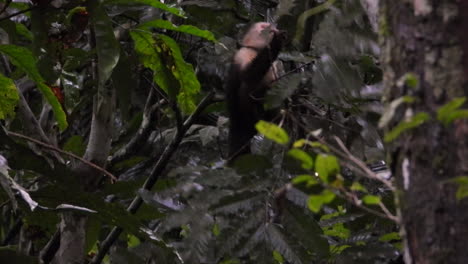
[339,189,397,222]
[334,136,394,191]
[90,91,215,264]
[378,201,399,223]
[0,0,12,16]
[0,6,34,22]
[273,61,314,83]
[5,131,117,181]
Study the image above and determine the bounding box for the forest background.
[0,0,467,263]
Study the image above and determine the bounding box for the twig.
[0,6,34,22]
[90,91,215,264]
[0,0,11,16]
[273,61,314,83]
[5,131,117,181]
[334,136,394,191]
[340,190,397,222]
[378,201,399,223]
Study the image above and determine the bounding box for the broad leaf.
[0,45,68,130]
[256,121,289,145]
[130,31,200,113]
[315,154,340,183]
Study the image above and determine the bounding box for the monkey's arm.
[226,64,242,116]
[241,32,284,83]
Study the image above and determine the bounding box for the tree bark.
[380,1,468,263]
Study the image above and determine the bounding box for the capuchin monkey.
[226,22,285,161]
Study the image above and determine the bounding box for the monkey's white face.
[241,22,278,49]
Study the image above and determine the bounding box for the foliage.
[437,97,468,126]
[0,73,18,119]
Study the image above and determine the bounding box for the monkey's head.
[241,22,281,49]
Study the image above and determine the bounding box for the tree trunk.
[380,1,468,263]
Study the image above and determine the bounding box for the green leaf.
[212,223,220,236]
[130,31,200,113]
[0,45,68,130]
[255,120,290,145]
[292,174,319,186]
[0,73,19,120]
[293,139,330,152]
[350,182,368,193]
[308,189,336,213]
[323,223,350,239]
[404,73,419,88]
[272,250,285,264]
[139,19,216,42]
[330,244,351,254]
[362,195,381,205]
[287,149,313,169]
[449,176,468,200]
[130,30,172,96]
[90,2,120,88]
[127,234,141,248]
[103,0,185,18]
[437,97,468,126]
[384,112,430,142]
[379,232,401,242]
[315,154,340,183]
[159,35,200,113]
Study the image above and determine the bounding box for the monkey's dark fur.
[226,23,285,160]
